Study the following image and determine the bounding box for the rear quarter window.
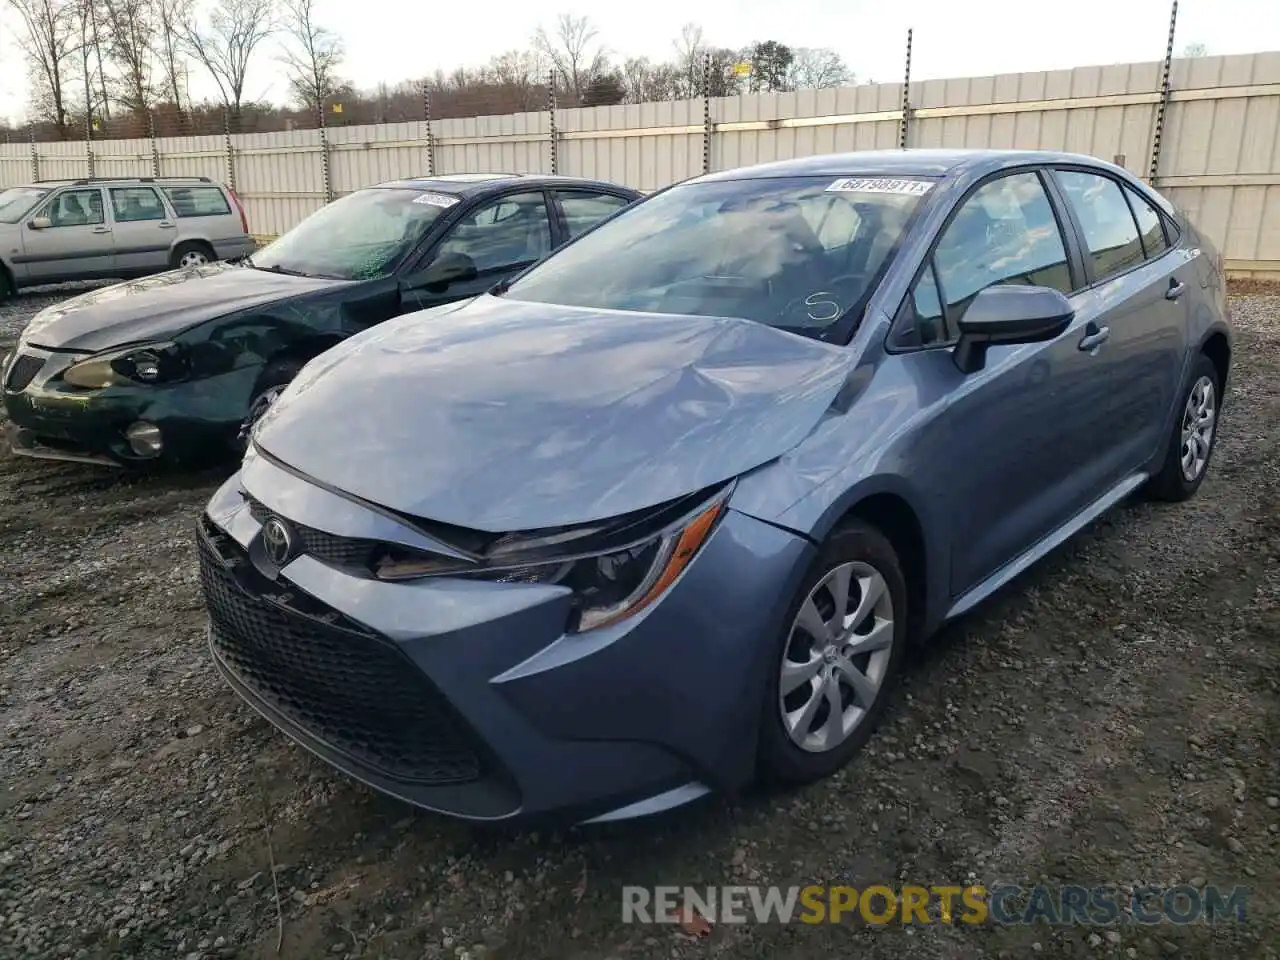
[163,186,232,218]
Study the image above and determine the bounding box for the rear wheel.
[1145,353,1221,502]
[171,241,215,270]
[234,358,305,453]
[757,520,908,784]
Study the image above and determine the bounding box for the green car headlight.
[62,342,187,389]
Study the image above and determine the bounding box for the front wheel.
[234,358,304,453]
[757,519,909,784]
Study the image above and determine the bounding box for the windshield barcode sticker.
[826,178,934,196]
[413,192,459,207]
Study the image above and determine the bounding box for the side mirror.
[953,284,1074,374]
[28,216,51,230]
[408,251,479,295]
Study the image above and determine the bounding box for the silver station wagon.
[0,176,257,299]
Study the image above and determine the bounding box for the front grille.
[4,354,44,392]
[245,497,377,569]
[198,519,484,785]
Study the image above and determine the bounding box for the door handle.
[1165,279,1186,300]
[158,221,176,229]
[91,226,111,234]
[1078,324,1111,353]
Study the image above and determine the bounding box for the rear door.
[107,185,174,274]
[1048,167,1188,481]
[19,187,115,282]
[549,189,634,244]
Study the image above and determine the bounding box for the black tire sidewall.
[234,359,305,453]
[171,242,214,270]
[756,520,909,785]
[1151,353,1221,501]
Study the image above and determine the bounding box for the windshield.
[250,187,457,280]
[502,175,931,340]
[0,187,49,224]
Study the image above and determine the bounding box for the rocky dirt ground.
[0,284,1277,960]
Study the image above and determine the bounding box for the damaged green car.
[1,173,640,466]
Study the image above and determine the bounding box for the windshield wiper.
[488,277,513,296]
[246,260,313,278]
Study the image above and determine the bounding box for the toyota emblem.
[261,516,295,566]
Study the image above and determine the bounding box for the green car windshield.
[250,187,456,281]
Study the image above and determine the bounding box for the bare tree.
[483,49,548,110]
[6,0,79,135]
[533,13,607,103]
[100,0,154,112]
[278,0,341,113]
[181,0,277,119]
[787,48,852,89]
[671,22,705,99]
[154,0,192,113]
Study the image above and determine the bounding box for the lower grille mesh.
[198,520,484,785]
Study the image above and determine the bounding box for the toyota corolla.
[198,149,1230,824]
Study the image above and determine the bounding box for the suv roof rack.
[33,176,214,185]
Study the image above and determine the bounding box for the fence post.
[1149,0,1179,182]
[702,51,713,175]
[29,125,39,182]
[222,107,237,191]
[148,111,161,177]
[899,28,913,149]
[85,111,95,178]
[548,70,559,175]
[317,101,333,204]
[422,82,435,176]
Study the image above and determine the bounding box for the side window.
[162,186,232,218]
[1055,170,1145,280]
[558,191,630,239]
[110,186,166,223]
[1122,184,1170,260]
[894,171,1071,349]
[43,189,105,228]
[434,192,552,273]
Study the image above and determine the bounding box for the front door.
[891,169,1109,596]
[402,190,554,310]
[20,187,115,282]
[107,185,175,275]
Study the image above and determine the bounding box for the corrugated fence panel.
[0,51,1275,271]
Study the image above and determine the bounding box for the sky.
[0,0,1277,123]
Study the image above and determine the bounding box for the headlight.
[374,485,731,632]
[62,342,187,389]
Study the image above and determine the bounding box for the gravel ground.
[1,286,1277,960]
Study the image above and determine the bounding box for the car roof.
[14,176,220,188]
[370,173,638,197]
[692,148,1125,184]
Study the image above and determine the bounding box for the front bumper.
[2,345,261,466]
[199,453,814,824]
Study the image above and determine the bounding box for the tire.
[757,519,909,785]
[171,241,216,270]
[234,358,305,453]
[0,266,13,304]
[1144,352,1221,503]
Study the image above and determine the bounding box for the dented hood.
[254,294,854,532]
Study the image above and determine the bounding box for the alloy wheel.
[779,560,896,754]
[179,249,210,268]
[1180,375,1216,482]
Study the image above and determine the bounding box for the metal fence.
[1,51,1277,278]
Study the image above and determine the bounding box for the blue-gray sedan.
[197,149,1231,825]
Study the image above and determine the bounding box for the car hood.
[20,261,350,352]
[254,295,856,532]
